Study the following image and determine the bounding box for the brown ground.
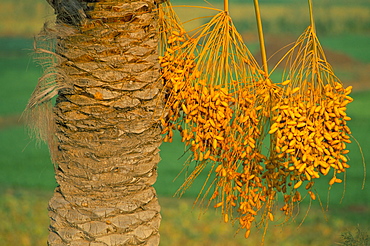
[0,114,24,128]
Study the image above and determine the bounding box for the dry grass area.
[1,188,369,246]
[0,1,53,37]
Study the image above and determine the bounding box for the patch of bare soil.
[0,114,24,129]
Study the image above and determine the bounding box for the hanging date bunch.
[175,11,272,239]
[158,0,357,241]
[265,0,354,217]
[158,1,198,143]
[158,1,277,237]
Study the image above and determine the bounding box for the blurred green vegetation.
[320,34,370,63]
[0,38,42,116]
[340,227,370,246]
[1,0,370,37]
[171,0,370,36]
[0,0,369,245]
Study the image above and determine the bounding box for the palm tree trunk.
[46,1,163,245]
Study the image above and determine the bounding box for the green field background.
[0,0,369,245]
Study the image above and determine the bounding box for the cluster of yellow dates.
[268,83,352,185]
[181,83,234,162]
[158,3,354,239]
[262,82,353,216]
[159,30,271,238]
[211,89,268,238]
[159,30,196,143]
[159,35,353,239]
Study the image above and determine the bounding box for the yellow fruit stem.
[253,0,268,76]
[224,0,229,13]
[308,0,315,33]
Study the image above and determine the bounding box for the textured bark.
[47,1,163,245]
